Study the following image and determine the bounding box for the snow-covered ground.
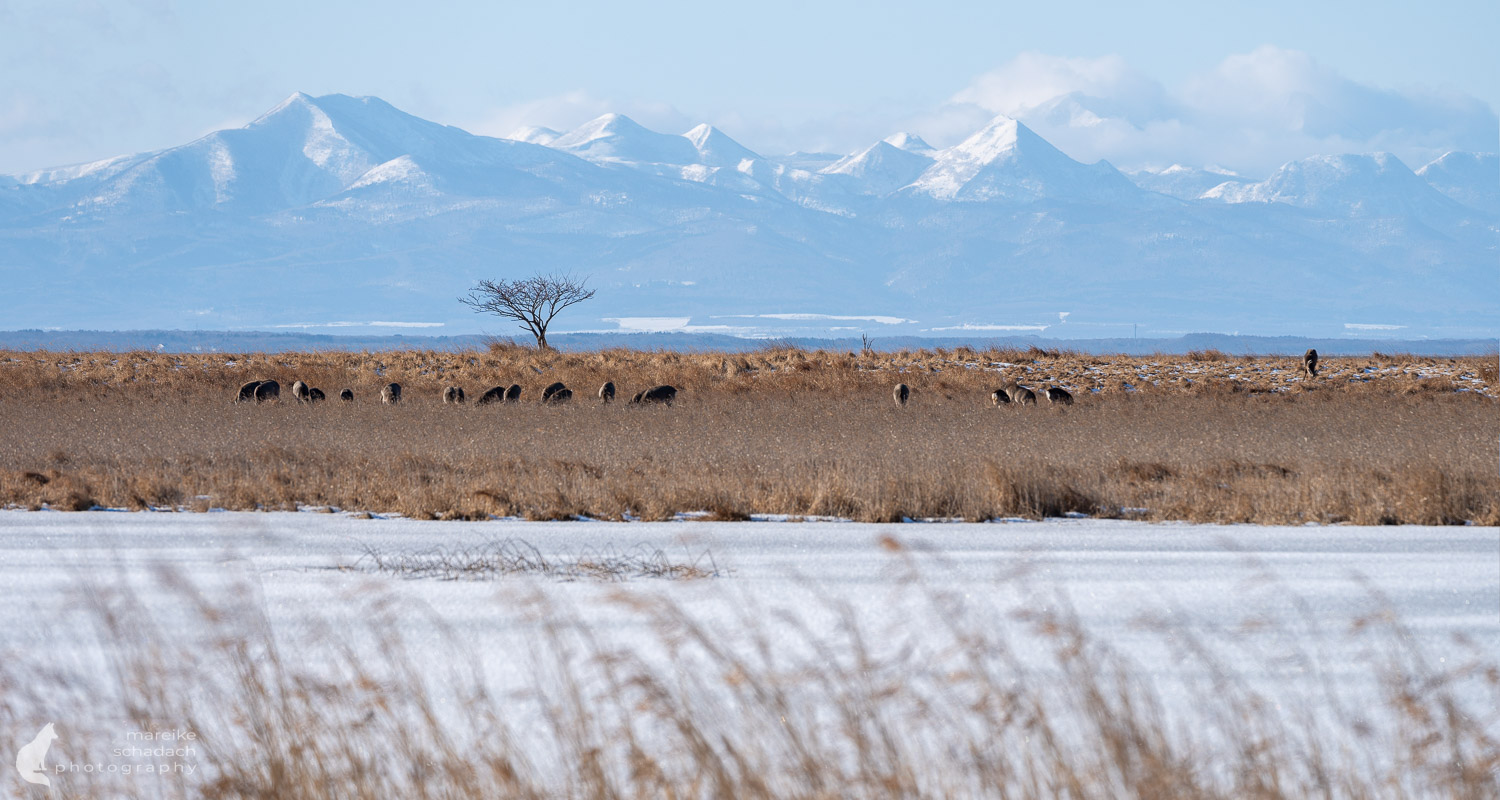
[4,511,1494,673]
[2,511,1495,792]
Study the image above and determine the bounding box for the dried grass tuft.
[5,566,1496,798]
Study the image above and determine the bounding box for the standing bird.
[1044,387,1074,405]
[893,383,910,406]
[1303,349,1319,378]
[381,383,402,405]
[598,381,616,403]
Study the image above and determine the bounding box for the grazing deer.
[308,387,326,402]
[1044,386,1073,405]
[338,388,354,402]
[1008,384,1037,405]
[290,380,311,403]
[381,383,402,404]
[1303,349,1319,378]
[236,380,265,402]
[598,381,616,403]
[442,386,466,404]
[477,385,507,405]
[253,380,281,402]
[544,388,573,404]
[505,384,522,402]
[541,382,567,402]
[991,387,1011,406]
[632,385,678,406]
[893,383,910,406]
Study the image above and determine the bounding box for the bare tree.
[459,274,596,350]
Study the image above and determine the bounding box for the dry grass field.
[1,345,1496,524]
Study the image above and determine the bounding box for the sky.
[1,0,1496,176]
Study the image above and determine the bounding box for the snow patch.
[272,321,445,329]
[716,313,917,325]
[927,323,1051,332]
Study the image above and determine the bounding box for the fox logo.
[15,723,57,786]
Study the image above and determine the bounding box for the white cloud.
[455,47,1494,179]
[951,52,1174,125]
[467,91,694,141]
[946,46,1497,176]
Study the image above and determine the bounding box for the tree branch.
[458,273,596,349]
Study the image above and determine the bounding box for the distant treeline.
[0,328,1495,356]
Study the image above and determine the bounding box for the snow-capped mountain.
[683,123,761,167]
[549,113,705,165]
[17,93,604,219]
[550,114,764,169]
[1416,151,1499,215]
[1129,165,1248,200]
[821,140,934,196]
[508,126,561,145]
[0,93,1494,339]
[882,132,935,154]
[1204,153,1465,220]
[901,116,1141,203]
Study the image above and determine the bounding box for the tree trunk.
[535,329,548,350]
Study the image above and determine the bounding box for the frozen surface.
[2,511,1494,672]
[1,510,1495,791]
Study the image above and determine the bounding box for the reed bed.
[0,347,1495,524]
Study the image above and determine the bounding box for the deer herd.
[235,378,678,407]
[234,349,1323,410]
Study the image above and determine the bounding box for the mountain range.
[1,92,1495,339]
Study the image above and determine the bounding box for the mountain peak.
[683,123,760,166]
[903,114,1137,202]
[509,125,561,145]
[683,123,718,146]
[948,116,1044,161]
[251,91,322,125]
[551,113,702,164]
[821,140,933,195]
[882,132,934,154]
[550,113,642,147]
[1128,164,1249,199]
[1205,151,1466,218]
[1414,151,1499,214]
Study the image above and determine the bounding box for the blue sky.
[1,0,1496,175]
